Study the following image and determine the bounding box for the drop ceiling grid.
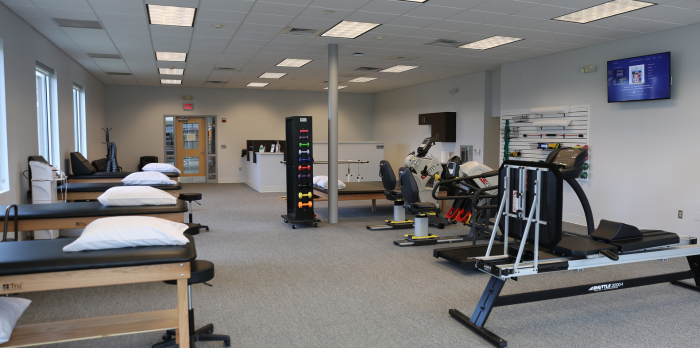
[1,0,698,91]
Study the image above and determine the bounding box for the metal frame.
[163,115,217,183]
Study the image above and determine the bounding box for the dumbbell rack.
[282,116,320,229]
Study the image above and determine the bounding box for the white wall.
[0,3,105,205]
[373,71,498,172]
[500,23,700,235]
[104,86,374,182]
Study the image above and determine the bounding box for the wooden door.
[176,118,206,177]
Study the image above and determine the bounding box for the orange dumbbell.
[299,201,313,208]
[298,165,311,171]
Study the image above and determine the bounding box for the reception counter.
[244,152,285,192]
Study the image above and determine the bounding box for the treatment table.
[312,181,447,211]
[57,182,183,201]
[0,201,188,232]
[67,171,180,184]
[0,235,196,347]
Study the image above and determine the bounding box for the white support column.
[328,44,339,224]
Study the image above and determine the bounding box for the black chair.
[153,260,231,348]
[397,167,443,240]
[138,156,159,171]
[179,193,209,232]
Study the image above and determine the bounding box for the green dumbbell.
[582,163,589,170]
[299,142,310,147]
[580,172,588,179]
[299,192,312,199]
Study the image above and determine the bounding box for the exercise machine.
[402,137,443,205]
[366,160,413,231]
[448,155,700,347]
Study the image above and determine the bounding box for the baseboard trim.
[218,178,245,184]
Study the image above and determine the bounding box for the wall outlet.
[678,210,683,219]
[239,167,242,171]
[221,144,226,149]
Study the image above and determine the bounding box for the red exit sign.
[183,103,193,111]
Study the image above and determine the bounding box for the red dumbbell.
[299,201,313,208]
[300,129,309,133]
[298,165,311,171]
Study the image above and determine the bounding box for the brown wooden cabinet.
[418,112,456,142]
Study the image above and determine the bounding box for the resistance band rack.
[282,116,320,229]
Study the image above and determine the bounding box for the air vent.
[355,67,382,72]
[89,53,121,59]
[280,26,322,36]
[206,81,226,84]
[106,72,131,76]
[426,39,462,48]
[217,67,238,71]
[54,18,102,29]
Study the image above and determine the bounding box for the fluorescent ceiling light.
[148,4,196,27]
[322,21,380,39]
[259,72,287,79]
[459,36,523,50]
[380,65,419,73]
[156,52,187,62]
[159,68,184,75]
[277,59,312,67]
[554,0,655,24]
[347,77,378,83]
[324,86,348,90]
[161,79,182,84]
[247,82,269,87]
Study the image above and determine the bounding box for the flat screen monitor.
[607,52,671,103]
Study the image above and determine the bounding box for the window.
[73,83,86,157]
[0,38,8,194]
[35,62,59,167]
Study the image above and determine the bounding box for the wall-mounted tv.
[607,52,671,103]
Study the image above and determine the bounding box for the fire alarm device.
[222,118,226,123]
[183,103,193,111]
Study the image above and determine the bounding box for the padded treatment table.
[57,182,183,201]
[67,171,180,184]
[0,236,196,348]
[0,201,188,232]
[312,181,447,211]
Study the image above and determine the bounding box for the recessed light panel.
[247,82,269,87]
[156,52,187,62]
[159,68,184,75]
[324,86,349,90]
[459,36,523,50]
[322,21,380,39]
[347,77,378,83]
[380,65,419,73]
[148,5,196,27]
[259,72,287,79]
[554,0,655,24]
[161,79,182,84]
[277,59,312,67]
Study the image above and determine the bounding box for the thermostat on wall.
[183,103,193,111]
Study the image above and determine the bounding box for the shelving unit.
[282,116,320,229]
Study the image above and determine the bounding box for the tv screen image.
[607,52,671,103]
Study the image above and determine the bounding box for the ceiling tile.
[619,19,683,32]
[197,9,248,22]
[357,0,419,15]
[89,0,144,15]
[470,0,537,15]
[288,16,340,30]
[93,58,130,72]
[200,0,254,12]
[404,4,465,19]
[447,10,506,23]
[663,0,700,10]
[310,0,372,11]
[32,0,90,10]
[511,5,575,20]
[250,1,306,16]
[386,15,440,28]
[660,11,700,25]
[344,10,399,24]
[620,5,688,20]
[35,8,98,20]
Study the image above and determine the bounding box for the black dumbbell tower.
[282,116,320,229]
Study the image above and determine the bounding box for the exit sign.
[183,103,193,111]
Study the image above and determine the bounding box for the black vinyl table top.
[0,200,188,221]
[313,181,387,195]
[68,171,180,179]
[0,234,196,276]
[57,182,183,192]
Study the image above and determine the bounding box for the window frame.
[73,82,86,158]
[35,61,59,169]
[0,38,8,194]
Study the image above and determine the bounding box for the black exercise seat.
[155,260,231,348]
[184,223,200,236]
[399,167,439,216]
[405,202,439,214]
[379,160,402,201]
[179,193,209,232]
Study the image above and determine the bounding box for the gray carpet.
[16,183,700,348]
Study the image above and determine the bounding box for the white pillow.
[312,176,346,190]
[63,216,190,252]
[122,172,176,186]
[143,163,181,174]
[98,186,177,206]
[0,297,31,345]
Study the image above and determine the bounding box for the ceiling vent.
[280,26,322,36]
[217,67,238,71]
[54,18,102,29]
[89,53,121,59]
[206,81,226,84]
[426,39,462,48]
[386,55,418,61]
[106,72,131,76]
[354,67,382,72]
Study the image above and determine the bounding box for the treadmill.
[433,147,594,269]
[447,157,700,347]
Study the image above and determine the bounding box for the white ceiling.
[3,0,700,93]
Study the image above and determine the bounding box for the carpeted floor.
[16,183,700,348]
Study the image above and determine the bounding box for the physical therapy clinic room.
[0,0,699,347]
